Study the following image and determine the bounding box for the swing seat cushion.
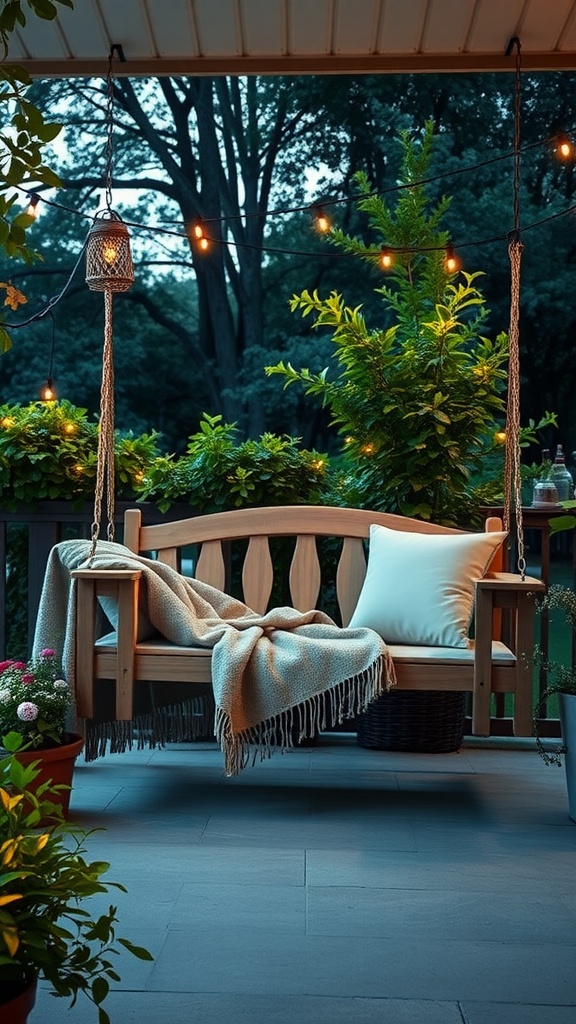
[348,524,508,648]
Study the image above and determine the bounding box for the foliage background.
[0,71,574,464]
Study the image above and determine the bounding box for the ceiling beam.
[17,51,576,80]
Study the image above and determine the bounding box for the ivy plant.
[266,123,511,528]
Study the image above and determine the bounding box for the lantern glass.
[85,213,134,292]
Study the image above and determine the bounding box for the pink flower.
[0,660,14,673]
[40,648,55,658]
[12,662,26,670]
[21,673,35,684]
[17,701,39,722]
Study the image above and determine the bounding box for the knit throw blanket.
[33,539,396,775]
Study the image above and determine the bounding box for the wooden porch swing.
[54,41,545,755]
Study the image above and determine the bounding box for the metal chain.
[89,288,116,558]
[104,49,115,211]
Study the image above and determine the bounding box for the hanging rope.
[88,288,116,558]
[505,235,526,578]
[503,36,526,580]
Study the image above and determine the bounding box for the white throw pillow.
[348,524,507,648]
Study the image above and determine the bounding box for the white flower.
[53,679,69,690]
[17,701,39,722]
[0,688,10,703]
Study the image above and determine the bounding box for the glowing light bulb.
[41,378,55,402]
[199,237,209,251]
[26,193,40,219]
[1,416,15,428]
[444,245,459,274]
[380,249,393,269]
[315,207,330,233]
[102,242,118,264]
[556,135,574,160]
[64,422,76,434]
[193,223,204,239]
[495,430,507,444]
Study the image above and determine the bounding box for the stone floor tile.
[32,990,467,1023]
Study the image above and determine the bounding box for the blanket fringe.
[83,695,214,762]
[215,649,395,777]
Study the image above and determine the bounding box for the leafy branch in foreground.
[0,0,74,352]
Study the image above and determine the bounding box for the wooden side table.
[482,504,576,703]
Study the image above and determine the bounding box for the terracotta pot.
[0,977,37,1023]
[15,733,84,818]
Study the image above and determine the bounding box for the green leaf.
[118,937,155,960]
[91,976,110,1006]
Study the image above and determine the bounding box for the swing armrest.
[471,571,545,737]
[475,571,546,600]
[71,568,143,719]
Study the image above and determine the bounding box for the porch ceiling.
[9,0,576,79]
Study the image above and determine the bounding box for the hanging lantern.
[85,211,134,293]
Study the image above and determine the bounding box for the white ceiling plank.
[559,9,576,50]
[334,0,381,56]
[7,15,66,60]
[520,0,576,50]
[145,0,198,58]
[194,0,241,56]
[35,0,109,59]
[98,0,155,59]
[378,0,429,53]
[288,0,332,55]
[242,0,284,56]
[467,0,526,53]
[424,0,477,54]
[520,0,573,49]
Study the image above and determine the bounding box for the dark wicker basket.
[356,690,467,753]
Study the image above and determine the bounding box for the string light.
[444,244,459,273]
[379,248,393,269]
[191,221,210,251]
[554,134,574,160]
[25,193,40,219]
[4,120,576,334]
[40,377,56,402]
[314,207,331,233]
[40,310,57,402]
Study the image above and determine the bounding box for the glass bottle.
[549,444,574,501]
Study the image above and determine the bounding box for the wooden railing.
[0,501,193,659]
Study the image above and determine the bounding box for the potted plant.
[0,753,153,1023]
[0,648,82,817]
[534,584,576,822]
